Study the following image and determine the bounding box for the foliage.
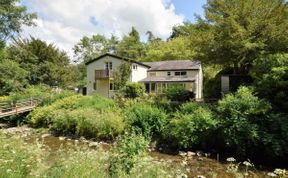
[117,27,145,59]
[251,53,288,111]
[121,82,145,99]
[0,0,36,42]
[166,102,218,149]
[73,34,119,63]
[52,109,125,140]
[163,85,194,102]
[29,94,122,140]
[0,131,181,178]
[0,132,43,178]
[7,37,79,87]
[113,62,132,89]
[109,133,149,176]
[0,59,28,95]
[140,36,195,62]
[217,86,272,156]
[193,0,288,73]
[125,103,167,138]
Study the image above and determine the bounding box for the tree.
[73,34,119,63]
[0,58,28,95]
[7,37,78,87]
[251,53,288,111]
[169,22,195,39]
[113,62,132,89]
[117,27,145,59]
[140,36,195,62]
[193,0,288,74]
[0,0,36,42]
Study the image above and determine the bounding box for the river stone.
[41,133,51,138]
[179,151,187,157]
[89,142,99,148]
[59,136,66,141]
[196,175,206,178]
[187,151,196,157]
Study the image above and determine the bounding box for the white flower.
[226,157,236,162]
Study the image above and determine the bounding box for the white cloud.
[20,0,184,58]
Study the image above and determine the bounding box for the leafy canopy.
[0,0,36,42]
[193,0,288,73]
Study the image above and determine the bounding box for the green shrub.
[125,104,167,138]
[121,82,145,98]
[167,102,218,149]
[109,133,149,176]
[75,109,125,140]
[217,86,272,156]
[163,85,194,102]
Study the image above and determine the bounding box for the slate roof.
[139,76,196,83]
[142,60,201,71]
[85,53,150,68]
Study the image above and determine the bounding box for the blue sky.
[20,0,207,56]
[171,0,206,22]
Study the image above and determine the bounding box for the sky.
[20,0,206,57]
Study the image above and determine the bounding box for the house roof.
[139,76,196,83]
[85,53,151,68]
[142,60,201,71]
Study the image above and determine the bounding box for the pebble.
[187,151,196,157]
[59,136,66,141]
[41,133,51,138]
[89,142,99,148]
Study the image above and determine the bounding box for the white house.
[86,53,203,100]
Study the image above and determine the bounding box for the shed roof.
[142,60,201,71]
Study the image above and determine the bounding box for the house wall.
[86,56,148,97]
[131,63,148,82]
[147,69,203,100]
[87,56,125,96]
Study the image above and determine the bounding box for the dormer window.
[132,64,138,70]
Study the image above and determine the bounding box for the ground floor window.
[144,82,195,94]
[93,82,97,90]
[109,82,114,90]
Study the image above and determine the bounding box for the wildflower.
[267,172,277,177]
[243,161,253,167]
[226,157,236,162]
[274,168,286,175]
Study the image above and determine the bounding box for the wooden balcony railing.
[95,70,114,80]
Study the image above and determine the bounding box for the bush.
[217,86,272,157]
[121,82,145,98]
[125,104,167,138]
[166,102,218,149]
[163,85,194,102]
[75,109,125,140]
[109,133,149,176]
[29,94,116,128]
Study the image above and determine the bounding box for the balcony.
[95,70,114,80]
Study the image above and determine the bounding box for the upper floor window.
[167,72,171,76]
[132,64,138,70]
[149,72,156,77]
[175,71,187,76]
[105,62,112,70]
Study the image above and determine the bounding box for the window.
[149,72,156,77]
[132,64,138,70]
[175,71,187,76]
[109,83,114,90]
[167,72,171,76]
[181,71,187,76]
[105,62,112,70]
[93,82,97,90]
